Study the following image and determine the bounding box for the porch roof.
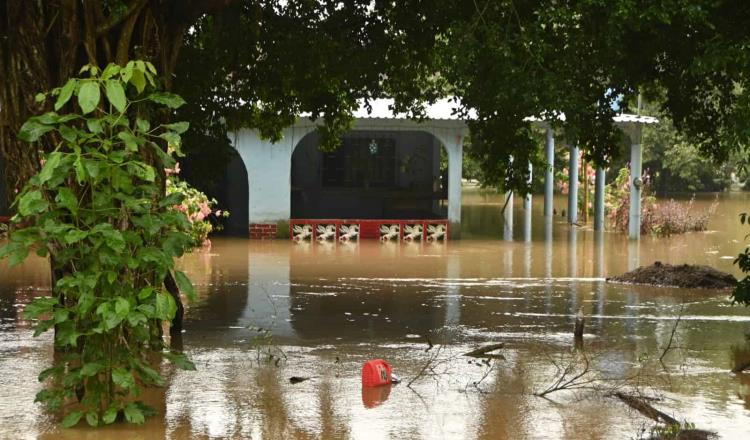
[346,98,658,126]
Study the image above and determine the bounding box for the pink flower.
[199,202,211,217]
[165,162,181,176]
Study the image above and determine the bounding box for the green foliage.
[605,168,715,236]
[732,213,750,306]
[638,101,733,192]
[0,61,197,426]
[166,171,229,248]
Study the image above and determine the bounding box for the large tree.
[0,0,453,197]
[3,1,750,197]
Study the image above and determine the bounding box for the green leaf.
[163,351,196,371]
[86,118,103,134]
[78,290,95,315]
[55,188,78,214]
[112,368,136,390]
[24,297,58,319]
[117,131,140,151]
[124,403,145,424]
[103,406,118,424]
[55,79,76,111]
[64,229,88,244]
[138,287,154,300]
[174,271,196,302]
[17,190,48,216]
[163,122,189,134]
[136,118,151,133]
[147,92,186,109]
[131,69,146,94]
[86,411,99,427]
[35,93,46,103]
[58,124,77,143]
[115,297,130,316]
[101,63,120,80]
[53,309,69,324]
[38,152,62,184]
[38,365,61,382]
[105,80,127,112]
[155,292,176,320]
[74,157,87,184]
[18,119,54,142]
[128,162,155,182]
[62,410,83,428]
[127,311,147,327]
[80,363,104,377]
[159,131,181,149]
[77,81,101,114]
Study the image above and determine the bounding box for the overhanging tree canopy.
[2,0,749,197]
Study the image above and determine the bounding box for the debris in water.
[289,376,310,384]
[607,261,736,289]
[362,359,393,387]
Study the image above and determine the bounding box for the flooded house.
[231,99,467,242]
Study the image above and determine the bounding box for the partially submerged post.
[594,167,606,231]
[568,143,579,224]
[544,127,555,217]
[503,190,514,241]
[524,162,532,242]
[574,307,585,350]
[628,123,643,239]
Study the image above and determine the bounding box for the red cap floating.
[361,359,392,388]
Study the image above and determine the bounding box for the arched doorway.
[291,130,448,220]
[181,145,249,237]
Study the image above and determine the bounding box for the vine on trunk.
[0,61,196,427]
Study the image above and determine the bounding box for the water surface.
[1,190,750,439]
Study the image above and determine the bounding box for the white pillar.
[524,162,532,242]
[233,126,314,233]
[594,167,606,231]
[567,143,579,224]
[628,125,643,239]
[544,128,555,217]
[447,140,463,239]
[503,191,514,241]
[544,216,553,278]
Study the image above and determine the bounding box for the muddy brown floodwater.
[2,189,750,439]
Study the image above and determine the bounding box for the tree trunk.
[0,1,225,340]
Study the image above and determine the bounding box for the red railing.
[290,219,448,242]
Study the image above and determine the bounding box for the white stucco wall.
[232,126,314,224]
[232,118,467,236]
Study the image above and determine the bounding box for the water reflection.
[1,190,750,439]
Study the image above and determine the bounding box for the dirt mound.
[607,261,736,289]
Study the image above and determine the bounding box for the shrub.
[166,167,229,248]
[605,167,716,236]
[0,61,197,427]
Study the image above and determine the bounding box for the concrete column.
[524,162,532,242]
[233,126,314,236]
[503,191,514,241]
[447,140,463,239]
[594,167,606,231]
[628,125,643,239]
[567,143,579,224]
[544,128,555,217]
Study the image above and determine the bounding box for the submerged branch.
[463,343,505,358]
